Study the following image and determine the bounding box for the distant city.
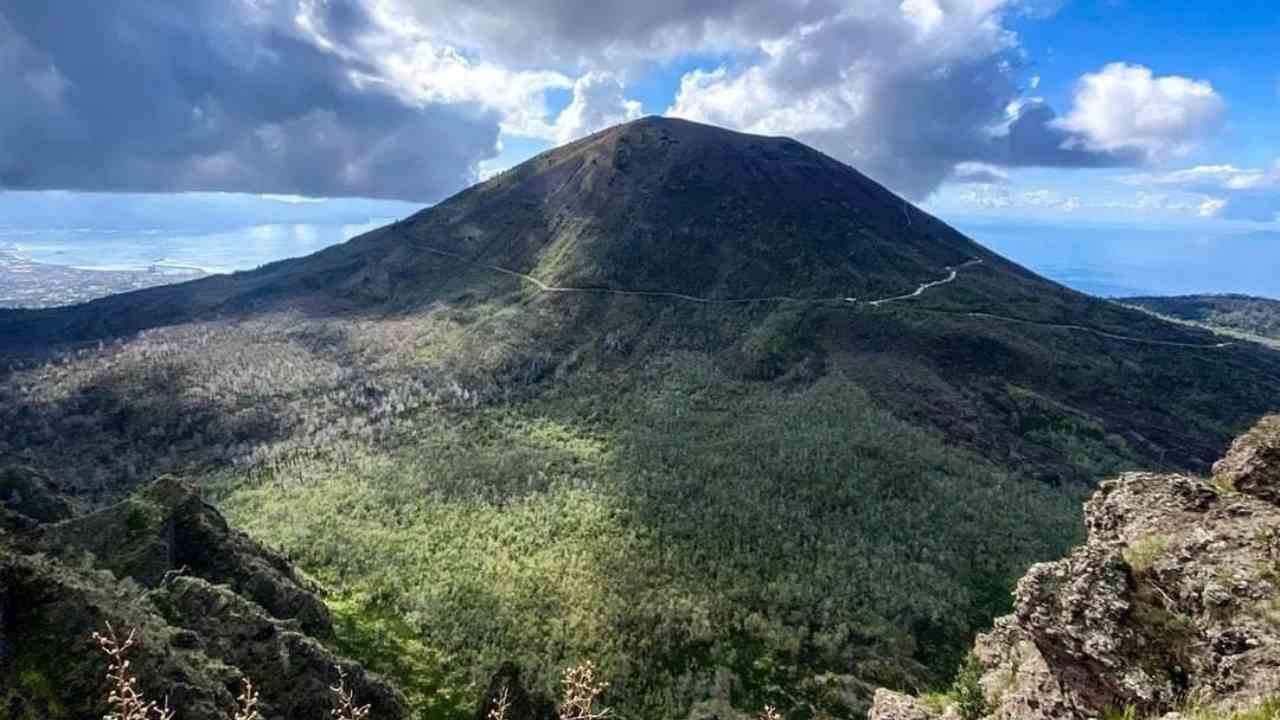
[0,245,206,308]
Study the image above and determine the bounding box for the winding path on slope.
[865,259,983,306]
[396,228,1233,350]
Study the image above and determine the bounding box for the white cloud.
[958,184,1012,208]
[1118,160,1280,222]
[327,5,647,145]
[1198,197,1228,217]
[954,183,1247,219]
[958,185,1082,211]
[1121,164,1276,191]
[666,0,1034,197]
[900,0,947,36]
[1053,63,1225,161]
[665,1,1145,198]
[551,72,644,144]
[0,0,1241,205]
[951,161,1010,184]
[347,7,576,140]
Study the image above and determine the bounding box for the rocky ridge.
[871,416,1280,720]
[0,475,405,720]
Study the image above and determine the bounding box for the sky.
[1,0,1278,291]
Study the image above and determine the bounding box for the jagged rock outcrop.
[1,477,406,720]
[1214,415,1280,506]
[871,416,1280,720]
[31,475,332,637]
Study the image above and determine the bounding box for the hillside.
[1,472,405,720]
[1124,295,1280,344]
[871,416,1280,720]
[3,117,1280,719]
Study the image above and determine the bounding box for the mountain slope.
[2,117,1280,719]
[0,117,1205,346]
[1124,294,1280,345]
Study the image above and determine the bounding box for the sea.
[0,220,391,276]
[2,218,1277,300]
[957,221,1280,299]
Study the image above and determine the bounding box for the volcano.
[3,116,1280,720]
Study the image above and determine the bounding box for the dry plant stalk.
[92,622,175,720]
[235,677,263,720]
[559,662,611,720]
[488,684,512,720]
[760,705,783,720]
[331,665,372,720]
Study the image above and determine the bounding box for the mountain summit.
[395,115,998,301]
[0,116,1181,340]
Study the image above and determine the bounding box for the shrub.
[1123,534,1171,575]
[950,653,989,720]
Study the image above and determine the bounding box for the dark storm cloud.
[391,0,842,66]
[0,1,500,202]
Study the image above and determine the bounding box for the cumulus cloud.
[353,6,577,140]
[551,72,644,143]
[0,0,1239,205]
[1053,63,1225,161]
[373,0,1147,197]
[665,1,1154,198]
[0,1,500,201]
[1121,161,1280,222]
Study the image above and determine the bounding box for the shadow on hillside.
[0,360,290,505]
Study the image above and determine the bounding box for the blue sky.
[1,0,1278,293]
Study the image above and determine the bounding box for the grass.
[1123,534,1171,575]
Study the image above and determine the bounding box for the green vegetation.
[1124,295,1280,347]
[5,283,1276,718]
[1123,534,1171,575]
[328,595,467,720]
[1104,705,1140,720]
[949,654,990,720]
[212,361,1085,718]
